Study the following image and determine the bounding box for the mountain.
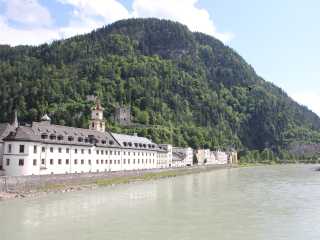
[0,18,319,158]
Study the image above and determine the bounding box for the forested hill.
[0,18,319,157]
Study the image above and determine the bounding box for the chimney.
[11,110,18,129]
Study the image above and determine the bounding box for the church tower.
[89,98,106,132]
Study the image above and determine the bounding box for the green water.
[1,165,320,240]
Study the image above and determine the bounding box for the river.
[1,165,320,240]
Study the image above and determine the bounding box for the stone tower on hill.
[114,106,132,126]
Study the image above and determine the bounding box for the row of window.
[5,158,156,166]
[7,144,25,154]
[123,141,156,149]
[40,133,115,145]
[8,144,158,157]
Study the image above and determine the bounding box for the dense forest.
[0,18,319,160]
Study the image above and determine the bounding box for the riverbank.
[0,164,234,201]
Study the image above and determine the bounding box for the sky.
[0,0,319,116]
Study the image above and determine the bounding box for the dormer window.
[41,134,48,139]
[123,142,127,147]
[128,142,132,147]
[134,143,138,147]
[49,134,56,140]
[109,140,114,145]
[101,140,106,144]
[57,135,64,141]
[78,137,83,142]
[68,136,74,141]
[143,144,146,148]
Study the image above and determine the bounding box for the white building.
[172,147,193,167]
[158,144,173,168]
[1,100,170,176]
[196,149,232,165]
[214,150,228,164]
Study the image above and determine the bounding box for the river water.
[1,165,320,240]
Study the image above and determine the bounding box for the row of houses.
[0,100,237,177]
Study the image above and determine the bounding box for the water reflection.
[1,165,320,240]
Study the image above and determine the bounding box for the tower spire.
[89,98,106,132]
[11,110,18,129]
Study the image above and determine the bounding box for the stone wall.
[0,165,229,193]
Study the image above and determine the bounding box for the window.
[19,159,24,166]
[96,150,99,155]
[58,148,62,153]
[96,160,99,164]
[118,160,120,164]
[7,144,12,153]
[33,159,37,166]
[105,150,108,155]
[74,159,78,165]
[101,160,103,164]
[81,159,84,165]
[41,159,45,165]
[88,160,91,165]
[124,159,126,164]
[19,145,25,153]
[110,150,112,155]
[50,159,54,165]
[74,149,78,154]
[50,147,53,153]
[105,160,108,164]
[6,159,10,166]
[58,159,62,165]
[88,149,91,154]
[66,159,69,164]
[128,159,130,164]
[81,149,84,154]
[41,147,45,153]
[41,134,48,139]
[33,145,37,154]
[101,151,104,155]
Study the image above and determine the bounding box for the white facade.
[2,141,160,176]
[158,144,173,168]
[172,147,193,167]
[196,149,231,165]
[214,151,228,164]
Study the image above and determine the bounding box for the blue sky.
[0,0,319,116]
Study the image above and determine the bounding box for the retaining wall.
[0,165,229,193]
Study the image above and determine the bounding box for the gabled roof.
[0,123,14,143]
[2,121,120,147]
[172,152,186,162]
[112,133,160,151]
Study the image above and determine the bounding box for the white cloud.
[0,0,233,46]
[57,0,130,38]
[4,0,53,27]
[132,0,234,43]
[0,16,60,46]
[291,92,320,117]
